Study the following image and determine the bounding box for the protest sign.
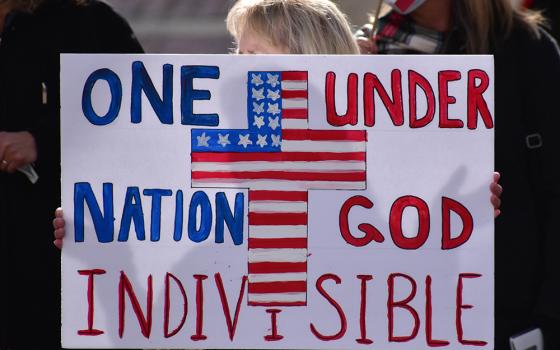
[61,54,494,349]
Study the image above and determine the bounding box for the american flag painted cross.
[191,71,368,307]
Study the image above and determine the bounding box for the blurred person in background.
[0,0,143,348]
[357,0,560,349]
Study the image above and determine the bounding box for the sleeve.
[84,0,144,54]
[526,29,560,324]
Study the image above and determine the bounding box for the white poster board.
[61,54,494,349]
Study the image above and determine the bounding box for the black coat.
[491,23,560,350]
[0,0,143,348]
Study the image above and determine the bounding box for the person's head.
[227,0,360,54]
[0,0,44,12]
[371,0,545,54]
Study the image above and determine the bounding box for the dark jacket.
[0,0,143,348]
[491,22,560,350]
[360,12,560,350]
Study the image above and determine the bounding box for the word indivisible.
[76,270,487,346]
[81,62,493,130]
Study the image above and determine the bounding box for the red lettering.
[441,197,474,250]
[163,273,187,338]
[77,269,106,336]
[118,271,153,338]
[356,275,374,344]
[438,70,463,128]
[425,275,450,347]
[264,309,284,341]
[215,273,248,341]
[387,273,420,342]
[191,274,208,341]
[409,70,436,128]
[467,70,493,130]
[456,273,487,346]
[310,274,347,341]
[326,72,358,126]
[389,196,430,250]
[364,70,404,127]
[339,195,384,247]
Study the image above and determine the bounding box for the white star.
[253,102,265,114]
[267,103,280,115]
[253,115,265,129]
[251,73,263,86]
[252,87,265,101]
[217,133,230,147]
[196,132,210,147]
[238,134,253,148]
[256,134,268,148]
[267,89,280,101]
[267,73,280,87]
[271,134,281,147]
[268,116,280,130]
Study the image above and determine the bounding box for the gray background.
[105,0,379,53]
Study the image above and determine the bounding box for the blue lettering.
[215,192,244,245]
[174,190,184,242]
[74,182,114,243]
[188,191,212,242]
[118,187,146,242]
[131,61,174,124]
[82,68,122,125]
[143,188,173,242]
[181,66,220,126]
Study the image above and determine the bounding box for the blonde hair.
[455,0,545,54]
[227,0,360,54]
[369,0,545,54]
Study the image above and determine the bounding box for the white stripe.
[282,119,308,129]
[192,180,365,190]
[192,161,365,172]
[250,201,307,213]
[282,81,307,90]
[248,248,307,263]
[282,140,365,153]
[249,273,307,283]
[248,292,306,303]
[282,98,307,109]
[250,225,307,238]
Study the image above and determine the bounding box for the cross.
[191,71,367,307]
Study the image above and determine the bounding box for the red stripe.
[282,108,308,119]
[192,152,366,162]
[192,171,365,182]
[282,71,308,81]
[249,262,307,274]
[249,212,307,225]
[395,0,415,12]
[282,90,308,99]
[249,238,307,249]
[282,129,367,141]
[248,281,307,294]
[249,190,308,201]
[248,301,306,307]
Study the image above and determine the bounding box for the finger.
[54,239,63,250]
[491,194,501,210]
[53,217,65,230]
[55,207,64,218]
[490,182,503,197]
[0,159,8,172]
[493,171,501,182]
[494,209,501,218]
[6,159,21,173]
[356,37,374,54]
[54,228,66,239]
